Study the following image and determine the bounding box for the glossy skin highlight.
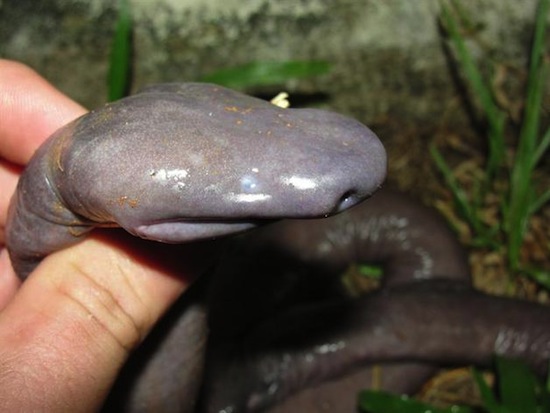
[6,83,386,279]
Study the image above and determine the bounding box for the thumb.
[0,230,211,412]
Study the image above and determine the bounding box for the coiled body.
[103,190,550,413]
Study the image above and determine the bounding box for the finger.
[0,60,86,300]
[0,59,86,165]
[0,160,21,235]
[0,249,20,310]
[0,230,215,411]
[0,60,215,411]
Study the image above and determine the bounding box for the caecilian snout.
[334,189,364,214]
[285,130,386,217]
[329,135,387,215]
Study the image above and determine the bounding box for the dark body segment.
[200,189,549,412]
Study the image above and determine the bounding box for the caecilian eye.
[240,175,260,193]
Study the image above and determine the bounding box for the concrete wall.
[1,0,539,125]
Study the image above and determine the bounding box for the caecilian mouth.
[135,219,276,242]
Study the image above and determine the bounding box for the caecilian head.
[62,83,387,241]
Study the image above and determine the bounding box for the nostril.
[335,190,361,213]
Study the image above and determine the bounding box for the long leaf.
[522,267,550,290]
[529,187,550,215]
[496,356,538,413]
[472,368,501,413]
[440,3,506,179]
[108,0,133,101]
[200,61,331,89]
[430,144,485,238]
[533,124,550,167]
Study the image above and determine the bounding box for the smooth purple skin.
[102,276,209,413]
[6,82,386,279]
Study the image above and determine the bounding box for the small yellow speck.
[270,92,290,108]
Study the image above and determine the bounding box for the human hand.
[0,60,209,411]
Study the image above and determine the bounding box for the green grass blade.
[522,267,550,290]
[440,2,506,178]
[357,390,473,413]
[200,60,331,89]
[533,124,550,167]
[530,187,550,215]
[542,374,550,412]
[449,0,484,33]
[472,368,501,413]
[108,0,133,101]
[430,144,483,235]
[358,264,384,280]
[506,184,536,271]
[496,356,538,413]
[506,0,549,270]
